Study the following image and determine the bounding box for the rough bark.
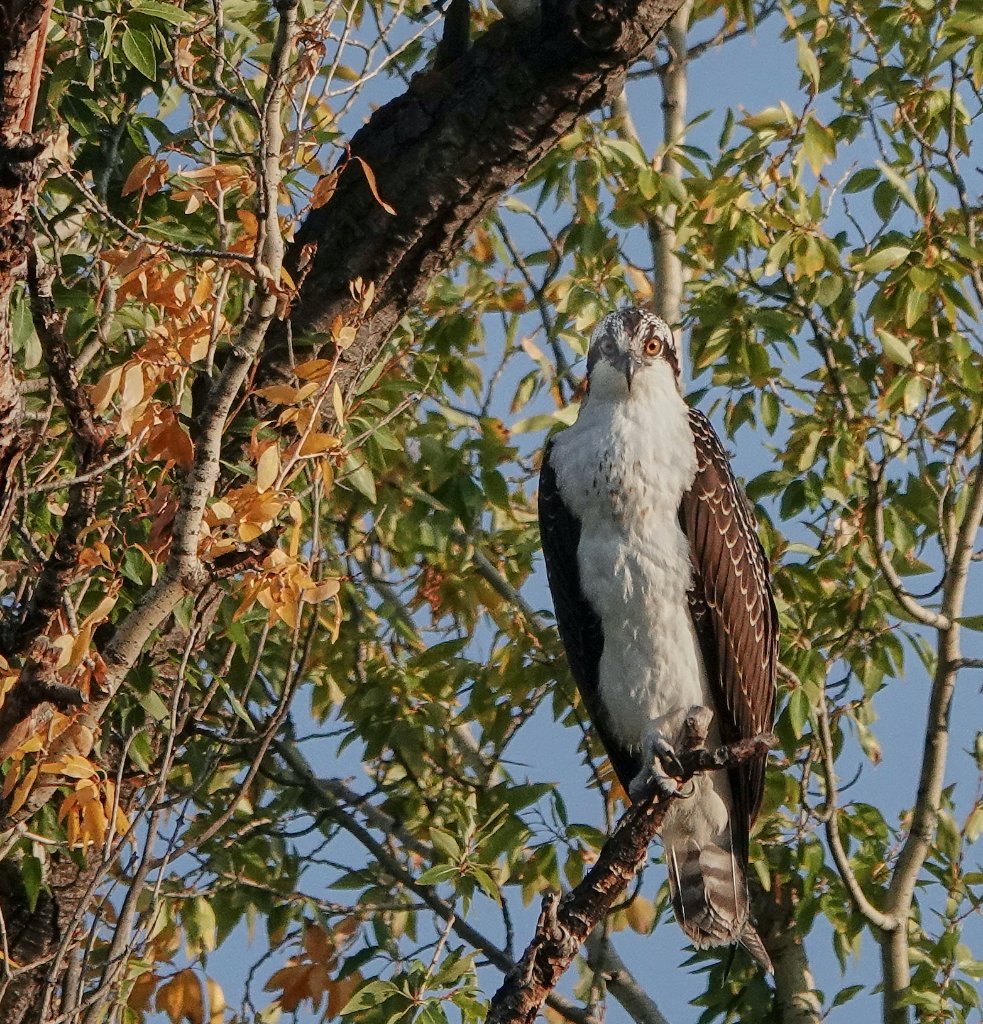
[753,882,822,1024]
[0,0,53,545]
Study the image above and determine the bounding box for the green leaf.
[343,456,377,503]
[128,1,195,24]
[22,854,42,913]
[787,688,810,739]
[956,615,983,631]
[856,246,910,274]
[138,688,170,722]
[844,167,880,193]
[876,328,914,366]
[121,27,157,80]
[831,984,866,1008]
[416,865,458,886]
[796,35,821,90]
[340,980,406,1015]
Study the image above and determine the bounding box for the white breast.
[550,360,709,751]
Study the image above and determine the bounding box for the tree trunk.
[0,0,52,543]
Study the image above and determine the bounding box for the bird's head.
[586,308,680,398]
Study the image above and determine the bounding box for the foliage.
[0,1,981,1023]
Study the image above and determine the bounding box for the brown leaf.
[311,171,338,209]
[156,969,204,1024]
[351,156,396,215]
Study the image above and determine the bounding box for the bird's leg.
[681,705,713,752]
[629,731,684,802]
[628,706,715,803]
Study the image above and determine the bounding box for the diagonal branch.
[271,738,590,1024]
[484,734,775,1024]
[868,468,950,630]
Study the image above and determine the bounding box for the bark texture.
[0,0,53,543]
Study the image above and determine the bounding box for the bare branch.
[584,929,672,1024]
[868,468,950,630]
[815,699,898,932]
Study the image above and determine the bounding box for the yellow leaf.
[206,978,225,1024]
[238,522,265,542]
[91,365,123,413]
[255,445,280,493]
[625,896,656,934]
[298,432,339,457]
[303,579,341,604]
[39,754,97,779]
[8,764,38,815]
[120,362,145,411]
[331,384,345,429]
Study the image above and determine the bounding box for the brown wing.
[678,410,778,862]
[538,439,639,790]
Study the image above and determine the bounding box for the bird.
[538,306,778,971]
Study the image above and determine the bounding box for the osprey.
[538,307,777,971]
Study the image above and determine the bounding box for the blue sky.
[137,5,982,1022]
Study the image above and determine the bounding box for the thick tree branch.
[877,453,983,1023]
[261,0,688,398]
[483,734,775,1024]
[0,0,54,548]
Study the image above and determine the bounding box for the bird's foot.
[628,731,685,802]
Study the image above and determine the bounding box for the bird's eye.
[644,336,663,357]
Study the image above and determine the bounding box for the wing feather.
[538,440,637,789]
[678,410,778,864]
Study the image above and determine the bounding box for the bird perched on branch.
[538,307,777,971]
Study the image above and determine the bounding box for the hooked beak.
[623,354,643,391]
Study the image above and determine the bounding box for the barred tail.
[665,835,773,974]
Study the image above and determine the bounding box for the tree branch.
[260,0,689,397]
[483,734,775,1024]
[583,929,672,1024]
[868,468,950,630]
[815,699,897,932]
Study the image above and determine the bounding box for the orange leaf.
[156,969,204,1024]
[351,156,395,216]
[128,972,158,1011]
[122,155,155,197]
[311,171,338,209]
[298,432,339,457]
[8,764,38,815]
[304,923,333,964]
